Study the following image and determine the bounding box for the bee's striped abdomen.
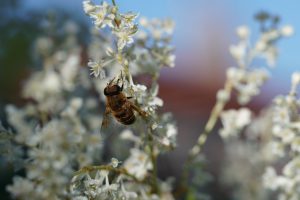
[114,105,136,125]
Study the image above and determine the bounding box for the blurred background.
[1,0,300,199]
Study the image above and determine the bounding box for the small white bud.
[236,26,250,39]
[255,40,267,51]
[292,72,300,86]
[139,17,148,26]
[217,89,230,102]
[111,158,120,168]
[83,0,96,14]
[281,25,294,37]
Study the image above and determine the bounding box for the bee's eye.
[117,85,122,92]
[104,88,109,96]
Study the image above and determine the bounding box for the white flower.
[269,141,285,157]
[60,53,80,91]
[280,25,294,37]
[114,25,138,50]
[163,19,175,35]
[148,97,163,107]
[216,89,230,102]
[165,54,176,68]
[255,40,267,51]
[139,17,148,26]
[88,60,106,78]
[161,123,177,146]
[131,83,147,101]
[123,148,153,180]
[282,158,300,177]
[88,2,114,29]
[263,167,279,190]
[291,137,300,153]
[6,177,35,198]
[220,108,252,139]
[111,157,120,168]
[120,129,141,144]
[35,36,53,55]
[43,70,62,94]
[121,12,139,26]
[83,0,96,14]
[228,67,269,104]
[229,42,246,66]
[291,72,300,93]
[236,25,250,39]
[82,170,119,198]
[61,97,83,117]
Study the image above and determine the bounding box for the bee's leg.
[101,105,111,129]
[130,102,147,118]
[120,71,124,91]
[127,96,133,99]
[121,82,124,91]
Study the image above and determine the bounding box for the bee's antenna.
[120,71,124,91]
[108,77,115,85]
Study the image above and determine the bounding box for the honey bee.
[101,76,147,128]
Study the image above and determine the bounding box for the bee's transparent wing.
[100,105,112,132]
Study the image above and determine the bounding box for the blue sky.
[23,0,300,93]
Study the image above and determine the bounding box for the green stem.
[75,165,143,184]
[177,81,233,197]
[148,130,160,194]
[189,81,232,158]
[111,0,117,6]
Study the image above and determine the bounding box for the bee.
[101,76,147,128]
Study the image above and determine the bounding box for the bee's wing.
[100,105,112,132]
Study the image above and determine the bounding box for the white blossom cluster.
[219,16,293,140]
[1,20,105,199]
[70,0,177,199]
[217,14,298,200]
[262,72,300,200]
[0,0,178,198]
[219,108,252,139]
[2,2,300,199]
[226,23,293,105]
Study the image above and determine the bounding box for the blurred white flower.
[236,25,250,39]
[60,53,80,90]
[120,129,141,144]
[263,167,279,190]
[61,97,83,117]
[111,157,120,168]
[124,148,153,180]
[83,0,96,14]
[229,42,246,67]
[161,123,177,146]
[220,108,252,139]
[216,89,230,102]
[6,177,35,198]
[280,25,294,37]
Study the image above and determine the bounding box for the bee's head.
[104,84,122,96]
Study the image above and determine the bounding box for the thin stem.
[148,129,160,194]
[74,165,143,184]
[111,0,117,6]
[189,81,232,159]
[177,80,233,197]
